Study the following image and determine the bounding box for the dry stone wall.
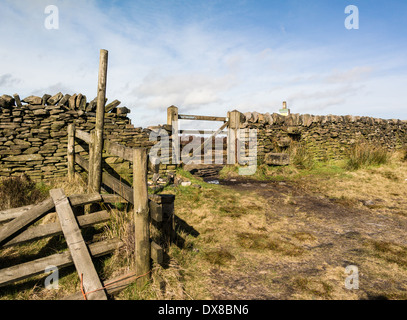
[0,93,169,180]
[241,112,407,162]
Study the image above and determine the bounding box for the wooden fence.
[70,125,175,288]
[0,49,175,299]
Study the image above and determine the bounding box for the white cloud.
[0,0,406,129]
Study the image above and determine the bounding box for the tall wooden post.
[133,148,150,289]
[167,106,179,164]
[67,124,75,181]
[93,49,108,193]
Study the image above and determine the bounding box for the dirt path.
[207,179,407,300]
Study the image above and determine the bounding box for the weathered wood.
[101,194,128,204]
[75,129,91,144]
[3,210,110,247]
[103,140,133,162]
[88,131,96,193]
[63,270,141,300]
[179,129,227,135]
[0,198,54,246]
[167,106,179,164]
[69,193,102,206]
[0,204,36,223]
[0,238,122,288]
[150,241,163,265]
[102,171,133,203]
[93,49,108,194]
[50,188,107,300]
[0,194,102,222]
[149,201,163,223]
[227,110,242,164]
[133,148,150,289]
[178,114,227,122]
[193,121,229,158]
[67,123,75,181]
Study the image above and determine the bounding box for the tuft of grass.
[368,240,407,268]
[346,142,389,170]
[289,142,315,170]
[0,174,47,210]
[203,248,235,266]
[236,232,304,256]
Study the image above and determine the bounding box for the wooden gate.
[167,106,243,166]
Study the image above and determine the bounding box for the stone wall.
[241,112,407,162]
[0,93,169,180]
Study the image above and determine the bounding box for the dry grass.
[2,147,407,300]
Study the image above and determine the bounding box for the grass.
[346,142,390,170]
[1,143,407,300]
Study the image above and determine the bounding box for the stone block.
[264,153,290,166]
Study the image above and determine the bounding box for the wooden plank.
[0,204,36,223]
[149,201,162,223]
[0,194,102,223]
[103,140,133,162]
[50,188,107,300]
[150,241,163,265]
[75,153,89,171]
[75,153,133,203]
[178,114,227,122]
[69,193,102,206]
[0,238,122,288]
[101,194,128,204]
[0,198,54,246]
[133,148,151,289]
[3,210,110,247]
[193,121,229,157]
[75,129,91,144]
[102,172,133,203]
[67,124,75,181]
[179,129,227,135]
[63,270,143,300]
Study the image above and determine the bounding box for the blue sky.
[0,0,406,128]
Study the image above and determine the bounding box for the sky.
[0,0,406,129]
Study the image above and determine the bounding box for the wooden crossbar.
[3,210,110,247]
[0,238,121,288]
[0,198,54,246]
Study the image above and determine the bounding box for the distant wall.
[241,112,407,162]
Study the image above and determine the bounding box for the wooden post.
[167,106,179,165]
[93,49,108,193]
[67,124,75,181]
[133,148,150,289]
[88,131,95,193]
[227,110,242,165]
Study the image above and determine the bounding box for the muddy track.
[207,179,407,300]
